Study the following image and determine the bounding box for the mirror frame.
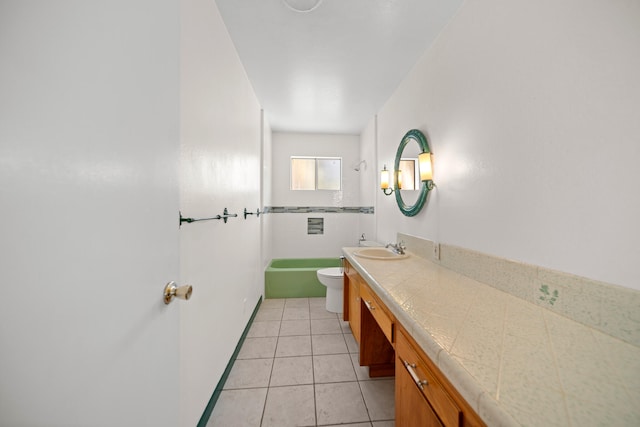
[394,129,432,217]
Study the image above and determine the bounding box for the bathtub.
[265,258,342,298]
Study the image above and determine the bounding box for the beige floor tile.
[313,353,357,383]
[207,388,267,427]
[315,382,370,425]
[283,306,311,320]
[284,297,310,308]
[350,353,393,382]
[279,319,311,336]
[350,353,371,381]
[311,318,342,334]
[211,298,397,427]
[310,306,339,319]
[309,297,327,307]
[270,356,313,387]
[224,358,273,389]
[341,320,354,334]
[344,332,359,353]
[312,333,348,355]
[237,337,277,359]
[276,335,312,357]
[247,320,281,338]
[326,423,372,427]
[255,308,284,321]
[261,384,316,427]
[360,379,395,420]
[261,298,286,309]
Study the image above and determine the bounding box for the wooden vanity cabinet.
[343,258,361,343]
[359,280,395,377]
[396,324,485,427]
[343,259,395,376]
[344,256,485,426]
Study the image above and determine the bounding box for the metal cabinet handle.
[364,300,375,310]
[164,281,193,304]
[403,359,428,389]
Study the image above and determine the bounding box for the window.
[291,157,341,190]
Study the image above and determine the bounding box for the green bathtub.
[265,258,341,298]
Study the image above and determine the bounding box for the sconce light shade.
[396,169,403,190]
[380,165,394,195]
[418,152,433,181]
[380,165,391,189]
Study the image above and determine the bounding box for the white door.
[0,2,181,426]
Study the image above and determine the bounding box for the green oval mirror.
[394,129,432,217]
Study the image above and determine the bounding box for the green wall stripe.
[197,296,263,427]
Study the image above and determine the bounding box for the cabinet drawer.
[360,283,394,344]
[397,330,461,427]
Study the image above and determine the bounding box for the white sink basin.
[353,247,409,260]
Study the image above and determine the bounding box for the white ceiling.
[215,0,463,135]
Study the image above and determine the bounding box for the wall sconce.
[380,165,402,196]
[380,165,393,195]
[418,152,435,190]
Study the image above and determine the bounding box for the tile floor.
[207,297,395,427]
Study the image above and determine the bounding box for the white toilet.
[318,240,383,313]
[316,267,344,313]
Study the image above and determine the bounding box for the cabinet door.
[348,276,361,343]
[396,354,443,427]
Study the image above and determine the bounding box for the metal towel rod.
[179,208,238,226]
[243,208,262,219]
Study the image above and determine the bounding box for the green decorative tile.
[538,284,559,306]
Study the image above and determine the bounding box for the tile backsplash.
[398,233,640,347]
[265,206,374,214]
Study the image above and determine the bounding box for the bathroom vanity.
[343,257,484,427]
[343,242,640,427]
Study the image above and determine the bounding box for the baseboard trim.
[197,296,263,427]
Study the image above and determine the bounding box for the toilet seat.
[317,267,342,278]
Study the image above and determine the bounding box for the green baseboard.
[197,297,263,427]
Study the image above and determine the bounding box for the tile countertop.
[342,247,640,427]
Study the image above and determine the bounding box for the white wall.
[262,113,274,268]
[179,0,264,425]
[271,132,361,206]
[270,132,365,257]
[270,213,361,258]
[369,0,640,290]
[358,116,379,243]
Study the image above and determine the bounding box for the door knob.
[163,281,193,304]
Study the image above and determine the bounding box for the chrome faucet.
[385,240,406,255]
